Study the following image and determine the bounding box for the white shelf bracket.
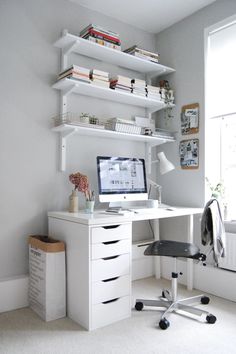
[59,128,76,171]
[60,86,75,114]
[145,143,152,175]
[62,40,78,57]
[62,85,75,97]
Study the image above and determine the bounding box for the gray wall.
[155,0,236,242]
[1,0,236,279]
[0,0,157,278]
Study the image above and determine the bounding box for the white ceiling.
[70,0,216,33]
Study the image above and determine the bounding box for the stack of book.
[110,75,132,93]
[90,69,109,88]
[131,78,147,97]
[123,45,159,63]
[80,24,121,51]
[147,85,161,100]
[57,65,90,83]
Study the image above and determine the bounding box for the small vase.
[69,190,79,213]
[85,200,95,214]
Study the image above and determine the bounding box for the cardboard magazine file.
[28,235,66,321]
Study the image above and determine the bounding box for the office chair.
[135,240,217,330]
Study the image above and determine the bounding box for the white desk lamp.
[149,151,175,204]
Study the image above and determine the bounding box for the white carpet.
[0,277,235,354]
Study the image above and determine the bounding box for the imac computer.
[96,156,148,210]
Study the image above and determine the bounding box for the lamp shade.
[157,152,175,175]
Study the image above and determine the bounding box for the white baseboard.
[0,275,29,313]
[161,257,236,302]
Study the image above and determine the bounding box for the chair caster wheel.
[135,302,143,311]
[161,290,170,298]
[159,318,170,330]
[206,314,217,324]
[201,296,210,305]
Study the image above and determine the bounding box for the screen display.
[97,156,147,195]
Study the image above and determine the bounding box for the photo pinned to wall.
[181,103,199,135]
[179,139,199,169]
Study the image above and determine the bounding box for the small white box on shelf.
[132,239,154,280]
[28,235,66,321]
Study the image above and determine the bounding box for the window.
[206,16,236,220]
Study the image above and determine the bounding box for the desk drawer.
[92,254,130,282]
[92,274,130,304]
[91,223,131,244]
[92,295,131,330]
[91,238,131,260]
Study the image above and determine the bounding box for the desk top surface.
[48,205,202,226]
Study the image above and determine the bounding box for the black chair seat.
[144,240,200,259]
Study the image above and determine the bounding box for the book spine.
[80,24,119,38]
[86,36,121,49]
[58,71,90,80]
[85,29,121,43]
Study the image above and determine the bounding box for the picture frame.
[179,139,199,169]
[181,103,199,135]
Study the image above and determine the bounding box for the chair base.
[135,292,217,329]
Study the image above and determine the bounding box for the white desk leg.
[187,214,193,291]
[153,219,161,279]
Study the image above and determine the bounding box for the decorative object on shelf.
[80,112,90,124]
[143,127,152,136]
[181,103,199,135]
[159,80,175,125]
[89,115,99,125]
[179,139,199,169]
[69,172,91,212]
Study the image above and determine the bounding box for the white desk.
[48,206,202,330]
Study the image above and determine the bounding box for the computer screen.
[97,156,148,202]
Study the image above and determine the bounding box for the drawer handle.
[102,277,119,283]
[102,225,120,230]
[102,255,119,260]
[102,298,119,304]
[103,240,119,245]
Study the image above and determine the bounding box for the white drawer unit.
[91,223,131,243]
[92,295,131,330]
[91,238,131,259]
[48,216,132,330]
[92,253,130,281]
[92,274,130,304]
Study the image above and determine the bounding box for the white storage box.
[105,121,142,135]
[132,240,154,280]
[28,235,66,321]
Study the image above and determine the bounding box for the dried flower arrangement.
[69,172,94,201]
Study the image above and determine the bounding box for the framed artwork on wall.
[179,139,199,169]
[181,103,199,135]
